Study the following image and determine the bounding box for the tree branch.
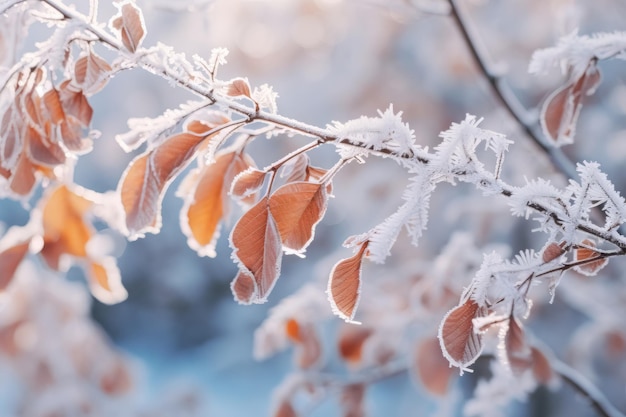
[447,0,578,180]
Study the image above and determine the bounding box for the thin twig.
[447,0,578,180]
[552,358,626,417]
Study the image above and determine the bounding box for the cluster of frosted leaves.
[509,161,626,243]
[530,31,626,146]
[327,116,512,323]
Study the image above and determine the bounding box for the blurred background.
[1,0,626,415]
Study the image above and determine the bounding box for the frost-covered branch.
[447,0,578,179]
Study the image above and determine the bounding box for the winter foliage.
[1,0,626,416]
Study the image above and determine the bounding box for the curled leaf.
[226,78,252,98]
[85,258,128,305]
[438,298,486,373]
[327,241,368,323]
[231,167,266,199]
[541,61,601,146]
[269,181,328,253]
[74,51,112,95]
[231,270,256,305]
[230,197,283,303]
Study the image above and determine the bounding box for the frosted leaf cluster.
[363,115,513,263]
[529,30,626,78]
[328,105,417,159]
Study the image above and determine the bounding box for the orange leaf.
[438,298,485,372]
[269,181,328,252]
[9,154,37,196]
[41,185,94,268]
[230,197,282,303]
[337,324,372,365]
[273,400,297,417]
[42,88,66,125]
[111,2,146,53]
[413,337,455,396]
[0,241,30,291]
[541,62,601,145]
[226,78,252,98]
[120,133,210,237]
[85,258,128,305]
[327,241,368,323]
[574,239,608,276]
[180,151,253,257]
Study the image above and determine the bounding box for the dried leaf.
[292,322,321,369]
[574,239,608,276]
[337,324,372,364]
[341,384,365,417]
[438,298,486,372]
[530,346,554,385]
[541,62,601,145]
[85,258,128,305]
[327,242,368,323]
[41,185,94,269]
[58,80,93,127]
[504,316,532,374]
[269,181,328,252]
[230,197,283,303]
[180,151,252,257]
[231,270,256,304]
[226,78,252,98]
[120,132,211,237]
[542,242,565,263]
[111,2,146,53]
[413,337,455,396]
[26,126,66,166]
[274,400,297,417]
[100,358,132,395]
[0,241,30,291]
[42,88,66,124]
[74,51,112,95]
[231,167,266,199]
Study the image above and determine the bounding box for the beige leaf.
[230,197,283,303]
[413,337,455,396]
[111,2,146,53]
[269,181,328,253]
[327,241,368,323]
[438,298,485,372]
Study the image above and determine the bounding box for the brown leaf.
[230,197,283,303]
[542,242,565,263]
[58,80,93,127]
[74,51,112,95]
[327,241,368,323]
[269,182,328,252]
[0,241,30,291]
[26,126,66,166]
[541,62,601,145]
[231,270,256,304]
[226,78,252,98]
[231,167,266,199]
[292,322,321,369]
[438,298,485,372]
[111,2,146,53]
[337,324,372,365]
[100,358,132,396]
[413,337,455,396]
[574,239,608,276]
[9,154,37,195]
[504,316,532,374]
[530,346,554,385]
[180,151,253,256]
[42,88,66,124]
[120,133,210,237]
